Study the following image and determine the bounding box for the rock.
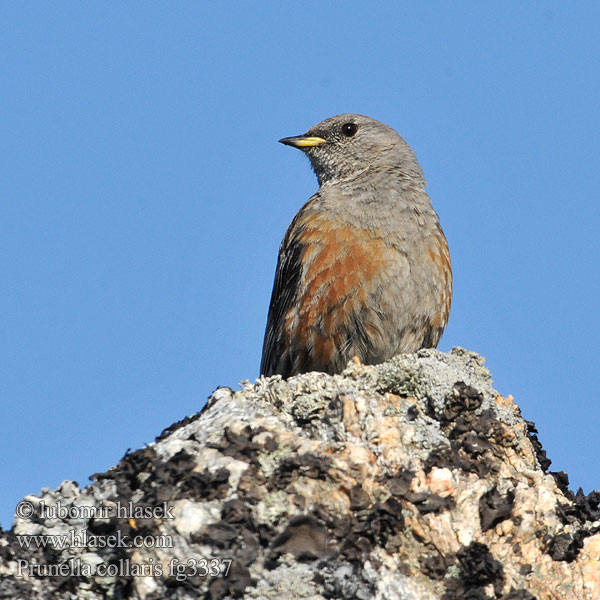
[1,348,598,599]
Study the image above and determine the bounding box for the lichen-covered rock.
[1,348,598,599]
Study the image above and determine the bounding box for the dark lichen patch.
[442,381,484,421]
[518,563,532,576]
[550,478,600,562]
[91,446,225,521]
[556,485,600,526]
[425,399,511,478]
[235,528,261,567]
[205,563,256,600]
[451,409,508,450]
[206,499,263,565]
[420,553,455,580]
[0,531,50,594]
[206,426,267,465]
[155,412,203,442]
[525,420,551,472]
[270,515,332,562]
[154,452,231,503]
[137,451,231,505]
[386,468,415,497]
[236,462,267,504]
[221,498,256,527]
[366,497,405,547]
[425,444,491,479]
[337,533,372,563]
[442,542,504,599]
[550,470,571,498]
[547,531,589,562]
[302,492,406,565]
[462,432,493,456]
[406,404,420,421]
[545,466,600,565]
[268,453,332,490]
[386,468,454,514]
[572,488,600,523]
[344,497,405,557]
[90,446,159,497]
[479,486,515,532]
[195,522,238,548]
[422,382,510,480]
[457,542,503,589]
[155,447,197,476]
[410,492,455,514]
[181,467,231,502]
[348,485,370,511]
[190,499,263,595]
[91,447,222,553]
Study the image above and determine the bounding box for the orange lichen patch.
[385,393,401,409]
[496,394,516,407]
[337,445,378,481]
[497,423,517,445]
[293,478,351,514]
[341,396,362,437]
[581,535,600,597]
[374,422,403,453]
[496,518,514,536]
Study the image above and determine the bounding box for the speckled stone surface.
[1,348,598,599]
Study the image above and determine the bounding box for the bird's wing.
[260,210,307,377]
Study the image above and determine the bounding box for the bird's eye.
[341,122,358,137]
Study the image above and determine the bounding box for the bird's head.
[279,113,424,186]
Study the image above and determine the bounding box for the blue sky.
[1,2,599,528]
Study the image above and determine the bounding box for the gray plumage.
[261,114,452,378]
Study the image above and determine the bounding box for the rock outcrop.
[1,348,599,599]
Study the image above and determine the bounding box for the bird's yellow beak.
[279,135,328,148]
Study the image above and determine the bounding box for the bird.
[260,113,451,378]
